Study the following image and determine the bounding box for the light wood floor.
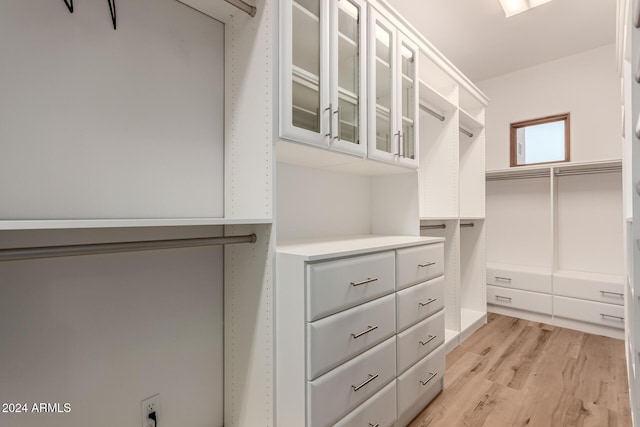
[409,313,632,427]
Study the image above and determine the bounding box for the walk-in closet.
[0,0,638,426]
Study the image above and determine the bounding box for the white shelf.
[487,262,552,276]
[277,234,444,261]
[459,108,484,132]
[420,216,459,221]
[487,159,623,181]
[0,218,273,230]
[418,79,456,115]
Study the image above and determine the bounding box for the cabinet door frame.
[280,0,331,148]
[396,31,419,168]
[328,0,368,157]
[367,6,398,165]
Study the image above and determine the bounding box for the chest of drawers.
[277,235,446,427]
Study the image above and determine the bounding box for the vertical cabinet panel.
[397,32,419,167]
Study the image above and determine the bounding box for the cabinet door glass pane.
[292,0,321,132]
[375,22,393,153]
[337,0,360,144]
[400,42,415,159]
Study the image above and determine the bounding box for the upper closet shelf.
[459,109,484,132]
[486,159,622,181]
[418,79,456,117]
[0,217,273,231]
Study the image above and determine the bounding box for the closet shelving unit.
[485,159,625,338]
[418,49,488,352]
[619,0,640,422]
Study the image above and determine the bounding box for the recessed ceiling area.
[385,0,616,82]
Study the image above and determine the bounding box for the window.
[510,113,570,167]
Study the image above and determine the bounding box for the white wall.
[0,227,224,427]
[0,0,224,219]
[0,1,226,426]
[276,163,372,241]
[479,45,620,170]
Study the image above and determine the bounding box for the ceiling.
[385,0,617,83]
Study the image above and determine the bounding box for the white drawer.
[554,296,625,330]
[397,276,444,331]
[307,337,396,427]
[396,243,444,290]
[397,345,445,419]
[486,264,552,293]
[307,251,395,321]
[307,294,396,380]
[487,285,552,315]
[333,380,396,427]
[554,271,625,306]
[397,310,445,374]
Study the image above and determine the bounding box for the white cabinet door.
[281,0,367,157]
[367,7,398,164]
[396,31,419,168]
[281,0,330,146]
[329,0,367,156]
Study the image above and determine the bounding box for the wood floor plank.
[408,314,632,427]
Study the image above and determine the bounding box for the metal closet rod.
[419,104,445,122]
[460,223,475,228]
[224,0,257,17]
[459,127,474,138]
[0,234,257,262]
[421,224,446,230]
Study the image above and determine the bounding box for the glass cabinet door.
[282,0,329,146]
[329,0,366,155]
[368,9,397,163]
[397,33,418,166]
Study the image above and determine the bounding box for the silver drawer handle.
[351,325,378,339]
[352,373,379,392]
[495,295,512,302]
[419,335,437,346]
[419,298,437,307]
[494,276,512,282]
[419,372,438,386]
[351,277,378,287]
[600,290,624,298]
[418,262,436,268]
[600,313,624,322]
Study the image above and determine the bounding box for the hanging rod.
[419,104,445,122]
[460,223,475,228]
[0,234,257,262]
[420,224,446,230]
[554,166,622,177]
[459,127,474,138]
[224,0,257,17]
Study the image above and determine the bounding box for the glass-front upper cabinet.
[397,32,418,167]
[281,0,367,156]
[368,7,419,168]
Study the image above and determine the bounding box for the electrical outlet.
[141,394,160,427]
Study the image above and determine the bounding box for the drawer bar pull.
[369,424,379,427]
[600,290,624,297]
[494,276,512,282]
[351,325,378,339]
[418,262,436,268]
[419,298,437,307]
[351,277,378,287]
[420,335,437,346]
[352,373,379,392]
[495,295,512,302]
[419,372,438,386]
[600,313,624,322]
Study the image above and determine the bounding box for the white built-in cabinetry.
[619,0,640,423]
[417,53,488,352]
[485,161,625,339]
[276,236,445,427]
